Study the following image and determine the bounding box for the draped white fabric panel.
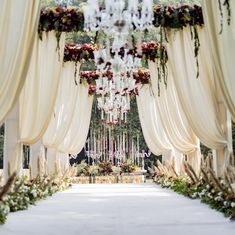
[58,84,93,155]
[202,0,235,121]
[149,61,199,155]
[43,62,80,148]
[3,102,22,181]
[166,27,227,149]
[20,32,65,144]
[136,85,172,156]
[0,0,40,124]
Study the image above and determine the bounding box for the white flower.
[231,202,235,208]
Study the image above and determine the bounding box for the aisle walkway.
[0,183,234,235]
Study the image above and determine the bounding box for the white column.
[29,140,45,179]
[213,108,233,177]
[58,152,70,175]
[3,102,22,182]
[47,148,57,176]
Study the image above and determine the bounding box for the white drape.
[3,102,22,182]
[166,27,227,150]
[0,0,40,124]
[149,61,199,154]
[202,0,235,121]
[136,85,172,156]
[43,62,80,148]
[19,32,65,144]
[137,85,184,174]
[149,61,201,174]
[58,84,93,155]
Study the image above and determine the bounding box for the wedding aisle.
[0,183,234,235]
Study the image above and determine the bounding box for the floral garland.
[38,5,204,35]
[64,41,166,63]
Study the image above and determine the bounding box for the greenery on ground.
[0,176,72,225]
[155,176,235,220]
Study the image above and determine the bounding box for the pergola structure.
[0,0,234,201]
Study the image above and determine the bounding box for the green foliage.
[0,176,72,224]
[0,125,4,168]
[156,176,235,220]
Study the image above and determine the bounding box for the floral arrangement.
[151,159,235,220]
[63,42,166,63]
[120,161,139,173]
[133,69,151,85]
[76,160,141,176]
[0,175,72,225]
[38,5,204,35]
[38,6,84,35]
[153,4,203,29]
[80,69,150,96]
[80,69,150,86]
[80,71,113,84]
[64,43,95,63]
[141,41,166,62]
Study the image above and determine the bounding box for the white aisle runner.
[0,184,234,235]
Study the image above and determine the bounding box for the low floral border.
[0,176,72,225]
[154,176,235,220]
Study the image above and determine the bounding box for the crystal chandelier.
[97,92,131,124]
[83,0,154,34]
[83,0,154,124]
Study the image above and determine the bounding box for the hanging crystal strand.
[137,133,140,166]
[105,35,111,62]
[136,30,142,55]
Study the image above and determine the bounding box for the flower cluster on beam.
[38,4,204,35]
[64,41,166,63]
[80,69,150,96]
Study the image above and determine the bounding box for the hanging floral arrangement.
[64,42,166,64]
[38,6,84,37]
[80,70,150,86]
[132,69,150,85]
[38,4,204,36]
[64,43,95,63]
[153,4,204,29]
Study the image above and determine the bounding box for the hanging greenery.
[218,0,231,34]
[153,4,204,28]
